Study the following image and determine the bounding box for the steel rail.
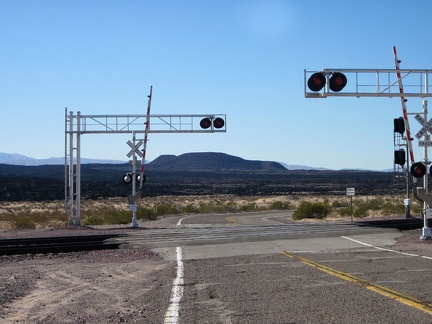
[0,234,127,256]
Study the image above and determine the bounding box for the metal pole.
[406,151,411,218]
[421,100,431,240]
[68,111,75,225]
[130,132,138,227]
[76,111,81,226]
[64,108,68,214]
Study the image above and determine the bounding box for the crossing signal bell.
[307,72,347,92]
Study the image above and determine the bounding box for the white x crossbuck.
[126,140,143,158]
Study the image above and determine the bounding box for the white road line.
[341,236,429,258]
[262,217,285,224]
[177,215,195,226]
[164,247,184,324]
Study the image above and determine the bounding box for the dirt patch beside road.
[0,249,174,323]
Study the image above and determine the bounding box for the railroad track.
[0,219,424,256]
[0,234,127,256]
[356,218,425,230]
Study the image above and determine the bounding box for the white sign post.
[128,133,142,227]
[414,103,432,240]
[347,188,355,222]
[346,188,355,196]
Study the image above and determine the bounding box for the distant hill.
[147,152,287,172]
[0,152,286,181]
[0,152,396,201]
[0,152,127,166]
[279,162,330,171]
[0,152,331,171]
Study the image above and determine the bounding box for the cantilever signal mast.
[65,86,227,226]
[304,47,432,240]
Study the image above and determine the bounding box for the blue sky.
[1,0,431,170]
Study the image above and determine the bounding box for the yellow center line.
[226,217,239,224]
[282,250,432,315]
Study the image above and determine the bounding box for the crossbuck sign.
[127,139,143,158]
[415,114,432,147]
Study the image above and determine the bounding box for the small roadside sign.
[129,203,137,212]
[347,188,355,222]
[418,140,432,147]
[426,207,432,219]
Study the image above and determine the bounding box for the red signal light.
[410,162,426,178]
[213,117,225,129]
[307,72,326,92]
[200,118,212,129]
[200,117,225,129]
[329,72,347,92]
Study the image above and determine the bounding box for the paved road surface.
[125,211,432,323]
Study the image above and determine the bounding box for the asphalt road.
[128,211,432,323]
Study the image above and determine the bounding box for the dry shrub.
[12,216,36,230]
[0,194,420,229]
[293,202,331,220]
[269,200,290,210]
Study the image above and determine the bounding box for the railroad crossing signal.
[305,48,432,240]
[394,149,406,166]
[65,91,227,227]
[394,117,405,135]
[122,172,146,184]
[410,162,427,178]
[200,116,225,129]
[307,72,347,93]
[307,73,326,92]
[304,68,432,98]
[393,118,406,167]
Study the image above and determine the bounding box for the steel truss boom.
[304,68,432,98]
[67,113,227,134]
